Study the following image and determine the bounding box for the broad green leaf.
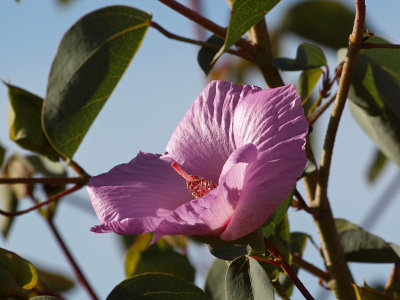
[208,244,250,261]
[263,190,292,239]
[297,68,323,103]
[0,248,38,298]
[1,185,19,239]
[6,84,59,161]
[0,143,5,166]
[198,35,225,75]
[37,268,75,293]
[214,0,280,61]
[336,219,400,263]
[280,0,356,49]
[204,259,228,300]
[43,6,152,159]
[273,43,326,71]
[226,256,274,300]
[353,282,392,300]
[367,149,387,183]
[339,36,400,166]
[107,273,210,300]
[125,233,195,282]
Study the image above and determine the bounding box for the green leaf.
[36,267,75,293]
[204,259,228,300]
[340,36,400,166]
[353,282,392,300]
[214,0,280,61]
[125,234,195,283]
[198,35,225,75]
[107,273,210,300]
[5,84,59,161]
[226,256,274,300]
[336,219,400,263]
[273,43,326,71]
[366,149,387,183]
[1,185,19,239]
[297,68,323,102]
[0,248,38,298]
[43,6,152,159]
[280,0,356,49]
[262,190,292,239]
[208,244,250,261]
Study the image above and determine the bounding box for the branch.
[158,0,254,54]
[150,21,252,60]
[291,253,330,282]
[264,239,315,300]
[46,219,98,300]
[0,184,82,217]
[362,42,400,49]
[309,1,366,299]
[0,176,86,185]
[308,92,337,128]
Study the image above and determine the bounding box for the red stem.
[46,219,98,300]
[0,176,86,185]
[265,239,315,300]
[0,184,82,217]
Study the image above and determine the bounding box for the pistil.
[171,162,217,198]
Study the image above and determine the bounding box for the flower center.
[171,162,217,199]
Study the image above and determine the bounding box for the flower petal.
[152,143,258,242]
[87,152,193,234]
[220,84,308,240]
[166,80,261,183]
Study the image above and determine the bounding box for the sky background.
[1,0,400,299]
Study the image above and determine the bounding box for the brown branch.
[150,21,252,60]
[158,0,254,54]
[293,189,321,218]
[46,219,98,300]
[292,253,330,282]
[0,184,82,217]
[0,176,86,185]
[362,42,400,49]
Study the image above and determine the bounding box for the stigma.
[171,162,217,199]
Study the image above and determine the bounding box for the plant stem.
[291,253,330,282]
[0,176,85,185]
[309,1,366,299]
[46,218,98,300]
[158,0,254,54]
[0,184,82,217]
[246,19,284,87]
[264,239,315,300]
[150,21,252,60]
[68,160,90,180]
[308,92,337,127]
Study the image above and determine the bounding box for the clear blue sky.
[1,0,400,299]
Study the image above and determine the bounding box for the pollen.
[171,162,217,199]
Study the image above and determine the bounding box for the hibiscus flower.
[87,80,308,243]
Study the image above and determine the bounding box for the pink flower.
[87,80,308,242]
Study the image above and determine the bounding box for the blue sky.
[1,0,400,299]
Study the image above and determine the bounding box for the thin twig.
[264,239,315,300]
[293,189,321,218]
[46,219,98,300]
[0,184,82,217]
[308,92,337,127]
[362,42,400,49]
[68,160,90,180]
[0,176,85,185]
[158,0,254,54]
[291,253,330,282]
[150,21,252,60]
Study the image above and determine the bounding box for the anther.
[171,162,217,199]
